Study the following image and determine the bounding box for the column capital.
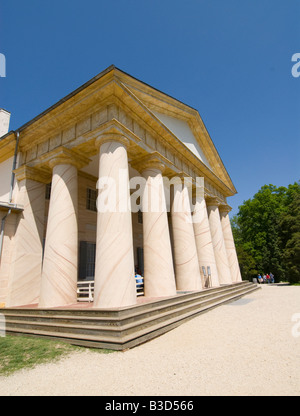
[40,146,90,170]
[205,196,221,207]
[95,133,129,149]
[131,152,165,174]
[219,204,232,214]
[13,165,52,184]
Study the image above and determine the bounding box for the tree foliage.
[231,182,300,284]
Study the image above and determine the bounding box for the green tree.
[231,215,257,280]
[279,182,300,284]
[231,182,300,283]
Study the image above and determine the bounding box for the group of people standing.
[257,273,275,284]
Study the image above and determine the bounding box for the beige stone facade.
[0,66,242,309]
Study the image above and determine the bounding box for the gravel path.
[0,284,299,396]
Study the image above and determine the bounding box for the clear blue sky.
[0,0,299,216]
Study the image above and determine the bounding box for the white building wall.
[0,153,21,204]
[0,156,14,203]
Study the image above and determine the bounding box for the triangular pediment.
[149,110,212,169]
[115,71,236,194]
[1,65,236,196]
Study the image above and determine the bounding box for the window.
[137,247,144,275]
[86,243,96,279]
[138,210,143,224]
[79,241,96,280]
[86,188,97,212]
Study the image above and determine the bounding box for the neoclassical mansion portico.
[0,66,241,309]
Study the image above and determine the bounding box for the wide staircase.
[0,281,260,351]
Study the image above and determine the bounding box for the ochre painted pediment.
[0,65,236,196]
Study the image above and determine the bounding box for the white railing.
[77,280,94,302]
[77,277,144,302]
[135,275,144,297]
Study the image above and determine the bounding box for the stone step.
[2,287,258,341]
[0,282,260,350]
[1,281,253,321]
[1,282,254,331]
[121,286,261,350]
[2,284,256,336]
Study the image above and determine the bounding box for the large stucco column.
[219,204,242,283]
[39,148,89,308]
[171,176,202,291]
[6,166,48,307]
[141,157,177,298]
[206,197,232,285]
[193,193,220,288]
[93,135,136,308]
